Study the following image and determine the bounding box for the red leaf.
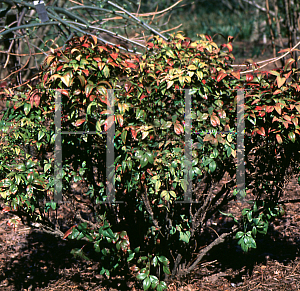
[246,74,253,82]
[140,93,146,101]
[125,61,136,69]
[257,127,265,136]
[0,81,7,88]
[205,35,212,41]
[63,225,77,240]
[110,53,118,60]
[202,79,206,85]
[131,127,137,140]
[266,106,274,113]
[2,206,11,213]
[82,69,89,76]
[82,43,90,48]
[217,72,227,82]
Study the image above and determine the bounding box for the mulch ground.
[0,173,299,291]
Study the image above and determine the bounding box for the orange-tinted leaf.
[283,114,292,122]
[82,69,89,76]
[131,127,137,140]
[93,57,101,62]
[203,134,213,141]
[284,70,292,79]
[116,114,124,127]
[226,43,233,52]
[89,95,96,101]
[140,93,146,101]
[85,84,94,97]
[231,71,240,79]
[283,121,290,129]
[174,123,184,135]
[276,76,286,88]
[266,105,274,113]
[273,89,282,95]
[217,72,227,82]
[125,61,136,69]
[110,53,118,60]
[210,115,220,127]
[257,127,265,136]
[74,119,85,127]
[292,117,298,127]
[98,62,105,70]
[276,134,283,144]
[104,115,115,131]
[288,131,296,142]
[63,225,77,240]
[274,103,282,115]
[91,35,97,45]
[295,105,300,113]
[284,58,295,71]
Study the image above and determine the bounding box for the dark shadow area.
[0,229,136,291]
[191,216,300,286]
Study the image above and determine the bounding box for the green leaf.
[38,131,45,141]
[235,231,244,239]
[145,152,154,164]
[137,272,147,280]
[24,103,31,116]
[150,275,159,288]
[143,277,151,290]
[127,252,135,262]
[157,256,169,265]
[163,265,171,275]
[157,281,168,291]
[209,160,216,172]
[219,210,239,224]
[121,130,127,144]
[140,155,148,168]
[103,65,110,78]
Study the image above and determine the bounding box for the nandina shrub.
[1,33,300,289]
